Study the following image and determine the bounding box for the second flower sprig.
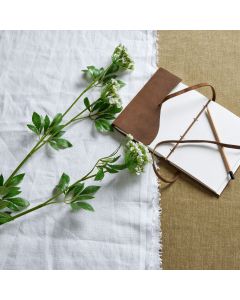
[0,136,152,226]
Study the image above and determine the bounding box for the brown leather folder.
[113,68,181,145]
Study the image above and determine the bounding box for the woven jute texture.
[158,31,240,269]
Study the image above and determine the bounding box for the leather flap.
[113,68,182,145]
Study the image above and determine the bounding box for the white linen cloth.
[0,31,161,269]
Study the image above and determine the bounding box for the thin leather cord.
[152,83,239,183]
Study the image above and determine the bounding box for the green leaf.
[32,112,42,131]
[72,183,85,196]
[49,141,60,151]
[91,100,102,112]
[0,174,4,186]
[9,197,29,208]
[0,200,8,210]
[53,131,65,138]
[95,119,112,132]
[0,186,10,196]
[5,198,30,212]
[5,173,25,187]
[3,187,21,199]
[96,113,115,120]
[105,166,118,174]
[0,212,13,225]
[108,164,126,170]
[51,113,63,127]
[73,195,95,201]
[84,97,91,111]
[94,168,104,181]
[81,185,100,195]
[49,138,72,151]
[71,201,94,211]
[109,156,121,163]
[82,66,104,81]
[101,155,120,163]
[55,138,72,149]
[107,106,122,114]
[44,115,50,134]
[57,173,70,192]
[98,102,110,112]
[27,124,39,135]
[116,79,126,88]
[49,125,65,136]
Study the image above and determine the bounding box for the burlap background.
[158,31,240,269]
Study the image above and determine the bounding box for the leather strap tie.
[153,83,239,183]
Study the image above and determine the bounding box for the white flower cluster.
[112,44,134,70]
[124,134,152,175]
[101,79,122,108]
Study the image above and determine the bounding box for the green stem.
[7,171,100,224]
[5,136,45,185]
[2,143,121,225]
[62,77,98,118]
[4,63,113,185]
[11,201,53,221]
[4,84,97,183]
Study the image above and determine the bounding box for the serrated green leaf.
[109,155,121,163]
[0,174,4,186]
[95,119,112,132]
[81,185,100,195]
[44,115,50,134]
[71,201,94,211]
[3,187,21,199]
[49,125,65,136]
[27,124,39,135]
[66,182,84,196]
[9,198,29,208]
[101,155,120,163]
[94,168,104,181]
[105,166,118,174]
[73,195,95,201]
[39,115,44,133]
[72,183,85,197]
[53,131,65,138]
[82,66,104,81]
[0,200,8,210]
[84,97,91,111]
[57,173,70,192]
[98,102,110,112]
[49,141,60,151]
[108,164,126,170]
[0,212,13,224]
[107,106,122,114]
[116,79,126,88]
[6,173,25,187]
[91,100,102,112]
[51,113,63,127]
[54,138,72,150]
[0,186,10,196]
[32,112,42,130]
[5,198,30,212]
[96,113,115,120]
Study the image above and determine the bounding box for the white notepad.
[149,83,240,195]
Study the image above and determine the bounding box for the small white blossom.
[126,134,134,141]
[124,135,152,175]
[108,95,122,108]
[101,79,123,109]
[112,44,134,70]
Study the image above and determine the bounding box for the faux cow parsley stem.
[1,44,134,213]
[0,136,152,226]
[0,146,124,225]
